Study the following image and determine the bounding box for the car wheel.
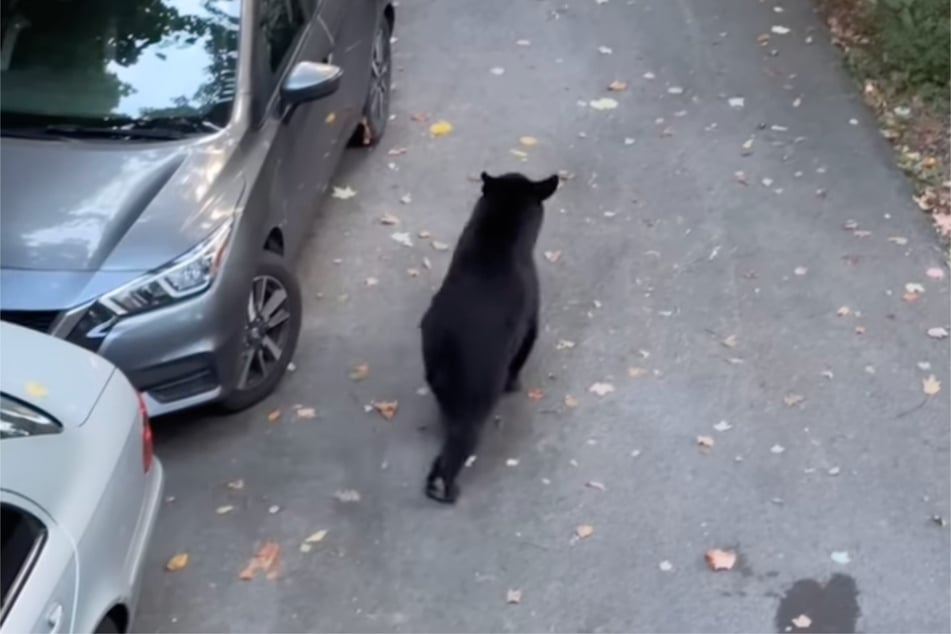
[219,251,302,413]
[95,616,120,633]
[349,14,392,147]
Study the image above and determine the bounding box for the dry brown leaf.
[721,334,738,348]
[267,409,281,422]
[506,588,522,604]
[527,388,544,401]
[607,80,628,92]
[372,400,398,420]
[166,552,189,572]
[239,541,281,581]
[350,363,369,381]
[705,548,737,571]
[575,524,594,539]
[564,394,579,408]
[628,367,647,378]
[696,435,715,448]
[784,393,804,408]
[791,614,812,629]
[923,375,942,396]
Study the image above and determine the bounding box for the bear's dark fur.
[420,171,559,503]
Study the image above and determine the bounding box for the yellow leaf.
[923,375,941,396]
[429,120,453,137]
[519,136,538,146]
[267,409,281,422]
[575,524,594,539]
[300,529,328,552]
[325,112,336,124]
[166,552,189,572]
[24,381,47,398]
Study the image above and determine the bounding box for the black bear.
[420,171,559,503]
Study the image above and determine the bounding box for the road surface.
[137,0,950,631]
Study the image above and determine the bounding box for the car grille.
[0,310,60,334]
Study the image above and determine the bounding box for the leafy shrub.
[875,0,950,90]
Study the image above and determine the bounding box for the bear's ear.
[533,174,559,202]
[481,171,496,193]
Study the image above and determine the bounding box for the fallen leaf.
[836,306,851,317]
[705,549,736,571]
[854,325,865,335]
[903,290,921,303]
[926,267,945,280]
[771,444,786,454]
[830,550,850,565]
[365,277,379,287]
[515,39,531,46]
[794,266,808,276]
[372,401,398,420]
[697,435,715,448]
[784,393,804,408]
[409,112,428,122]
[727,96,745,109]
[927,327,949,339]
[564,395,579,408]
[431,241,450,252]
[589,97,618,111]
[391,232,413,247]
[400,193,412,205]
[771,25,791,34]
[887,236,908,245]
[387,147,407,156]
[734,171,748,185]
[588,382,615,396]
[299,529,328,553]
[575,524,594,539]
[555,339,575,351]
[239,541,281,581]
[544,250,562,263]
[628,367,647,378]
[586,481,607,491]
[380,212,400,225]
[741,138,754,154]
[267,409,281,422]
[227,479,245,490]
[721,334,738,348]
[216,505,234,515]
[333,489,361,503]
[506,588,522,604]
[597,45,613,54]
[332,186,357,200]
[490,66,505,75]
[166,552,189,572]
[527,388,544,401]
[295,407,317,419]
[659,560,673,572]
[791,614,812,629]
[923,375,941,396]
[268,505,280,515]
[505,458,520,467]
[713,420,732,432]
[607,80,628,92]
[325,112,336,124]
[667,86,684,95]
[24,381,47,398]
[429,120,453,137]
[510,148,528,159]
[519,136,538,146]
[350,363,369,381]
[905,282,925,294]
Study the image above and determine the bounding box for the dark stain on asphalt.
[775,573,860,633]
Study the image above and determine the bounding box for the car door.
[250,0,341,261]
[0,497,77,634]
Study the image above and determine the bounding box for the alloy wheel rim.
[236,275,291,391]
[368,23,391,132]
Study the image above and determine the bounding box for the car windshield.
[0,0,240,132]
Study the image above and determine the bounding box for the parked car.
[0,0,395,415]
[0,321,164,633]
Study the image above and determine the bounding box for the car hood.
[0,132,245,273]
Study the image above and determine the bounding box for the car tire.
[218,251,302,413]
[349,13,392,147]
[95,616,120,633]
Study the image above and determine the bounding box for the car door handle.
[45,602,64,632]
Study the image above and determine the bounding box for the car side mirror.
[280,61,343,107]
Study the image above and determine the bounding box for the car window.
[0,503,47,623]
[0,0,241,130]
[260,0,304,75]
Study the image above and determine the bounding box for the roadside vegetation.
[818,0,950,248]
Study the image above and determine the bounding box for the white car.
[1,321,164,633]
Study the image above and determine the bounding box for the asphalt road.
[136,1,950,632]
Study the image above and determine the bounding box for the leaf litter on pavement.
[166,552,189,572]
[239,541,281,581]
[299,529,328,553]
[704,548,737,571]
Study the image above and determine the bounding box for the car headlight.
[100,219,233,316]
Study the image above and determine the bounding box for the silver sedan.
[1,322,164,633]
